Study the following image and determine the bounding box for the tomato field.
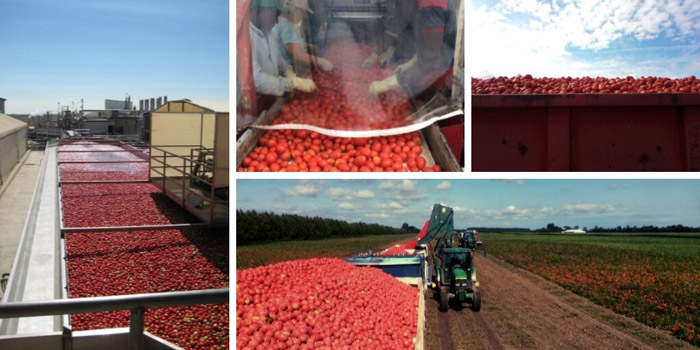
[236,233,415,269]
[482,232,700,346]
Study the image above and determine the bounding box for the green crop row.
[483,232,700,346]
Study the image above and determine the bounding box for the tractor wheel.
[439,286,449,312]
[472,290,482,312]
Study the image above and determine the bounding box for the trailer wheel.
[472,290,482,312]
[439,286,449,312]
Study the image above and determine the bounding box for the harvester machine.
[346,203,481,312]
[418,204,481,312]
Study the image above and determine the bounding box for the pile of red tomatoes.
[236,258,419,350]
[58,142,229,350]
[273,44,414,131]
[473,75,700,94]
[238,129,439,172]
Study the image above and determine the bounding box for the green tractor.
[419,204,481,312]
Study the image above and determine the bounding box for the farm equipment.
[419,204,481,311]
[346,203,481,312]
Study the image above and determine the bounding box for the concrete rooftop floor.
[0,151,43,300]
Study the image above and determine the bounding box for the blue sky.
[0,0,228,114]
[470,0,700,78]
[236,179,700,230]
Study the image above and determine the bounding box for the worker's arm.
[364,0,415,68]
[396,4,453,97]
[286,43,334,71]
[252,54,293,96]
[286,43,316,65]
[377,0,416,54]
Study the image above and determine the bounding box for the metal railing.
[148,146,228,225]
[0,289,228,350]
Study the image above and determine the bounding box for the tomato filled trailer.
[472,93,700,171]
[344,255,427,350]
[343,220,436,349]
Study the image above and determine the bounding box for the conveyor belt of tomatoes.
[473,75,700,94]
[238,130,440,172]
[240,44,445,172]
[237,258,419,350]
[273,45,414,131]
[58,142,229,350]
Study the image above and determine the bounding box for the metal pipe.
[62,223,209,233]
[58,150,145,153]
[57,160,148,164]
[59,180,150,185]
[0,289,228,318]
[128,308,145,350]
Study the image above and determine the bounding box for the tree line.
[237,210,407,245]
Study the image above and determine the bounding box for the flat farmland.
[236,233,416,269]
[482,232,700,346]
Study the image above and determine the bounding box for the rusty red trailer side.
[472,94,700,171]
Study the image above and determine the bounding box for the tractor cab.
[441,248,473,292]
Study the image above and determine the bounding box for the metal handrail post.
[162,152,166,190]
[62,324,73,350]
[182,158,186,208]
[128,307,145,350]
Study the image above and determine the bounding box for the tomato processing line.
[0,138,228,350]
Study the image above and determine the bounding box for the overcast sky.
[236,179,700,230]
[470,0,700,78]
[0,0,228,114]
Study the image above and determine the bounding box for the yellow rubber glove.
[378,46,396,66]
[291,76,317,93]
[362,52,379,69]
[394,55,417,74]
[283,65,296,78]
[316,57,334,71]
[368,75,399,97]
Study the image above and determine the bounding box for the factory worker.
[249,0,317,101]
[272,0,334,76]
[368,0,456,98]
[362,0,417,68]
[302,0,328,55]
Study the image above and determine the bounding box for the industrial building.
[0,106,28,187]
[149,99,229,225]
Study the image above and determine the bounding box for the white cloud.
[283,185,320,197]
[562,203,616,213]
[471,0,700,78]
[609,183,631,190]
[326,188,375,201]
[437,181,452,190]
[356,190,375,199]
[339,202,356,209]
[377,180,427,206]
[456,202,617,222]
[496,179,525,186]
[365,212,391,219]
[378,180,419,191]
[389,201,403,209]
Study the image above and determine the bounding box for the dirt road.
[424,254,696,350]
